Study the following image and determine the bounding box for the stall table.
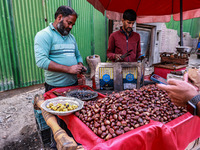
[44,85,200,150]
[153,63,187,79]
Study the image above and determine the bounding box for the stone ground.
[0,54,200,150]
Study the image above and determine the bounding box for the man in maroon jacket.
[107,9,142,62]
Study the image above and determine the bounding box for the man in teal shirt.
[34,6,86,90]
[34,6,86,149]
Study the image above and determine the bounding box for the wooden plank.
[153,63,188,70]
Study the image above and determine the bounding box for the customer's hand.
[157,79,198,106]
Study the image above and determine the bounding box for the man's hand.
[188,68,200,91]
[68,65,83,74]
[157,79,198,106]
[81,66,87,73]
[137,55,145,61]
[115,54,123,61]
[78,63,87,74]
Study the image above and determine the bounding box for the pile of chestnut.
[75,84,187,141]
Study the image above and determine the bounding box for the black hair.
[55,6,78,19]
[123,9,137,21]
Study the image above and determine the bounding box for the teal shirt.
[34,23,83,87]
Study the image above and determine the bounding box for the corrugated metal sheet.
[0,0,46,91]
[94,9,108,62]
[72,0,108,64]
[0,0,15,91]
[71,0,93,66]
[0,0,108,91]
[12,0,46,88]
[45,0,69,24]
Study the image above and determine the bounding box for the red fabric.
[87,0,200,23]
[107,30,141,62]
[44,86,200,150]
[154,67,186,79]
[59,113,200,150]
[166,113,200,150]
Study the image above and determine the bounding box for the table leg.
[34,94,77,150]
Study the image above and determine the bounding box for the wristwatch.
[187,95,200,115]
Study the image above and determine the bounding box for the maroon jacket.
[107,28,141,62]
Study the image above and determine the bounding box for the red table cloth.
[44,85,200,150]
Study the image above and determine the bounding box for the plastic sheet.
[44,85,200,150]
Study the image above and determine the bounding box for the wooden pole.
[34,94,77,150]
[180,0,183,46]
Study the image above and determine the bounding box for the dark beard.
[57,20,71,36]
[125,27,133,33]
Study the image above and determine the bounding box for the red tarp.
[44,85,200,150]
[86,0,200,23]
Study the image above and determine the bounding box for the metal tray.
[67,90,98,101]
[41,96,84,116]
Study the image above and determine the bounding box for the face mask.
[57,20,71,36]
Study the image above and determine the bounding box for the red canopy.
[87,0,200,23]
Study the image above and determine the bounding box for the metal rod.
[180,0,183,46]
[105,11,108,59]
[91,6,95,55]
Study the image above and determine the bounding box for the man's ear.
[57,14,63,21]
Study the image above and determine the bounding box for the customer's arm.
[157,79,200,116]
[157,79,198,106]
[34,95,77,150]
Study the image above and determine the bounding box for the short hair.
[123,9,137,21]
[55,6,78,19]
